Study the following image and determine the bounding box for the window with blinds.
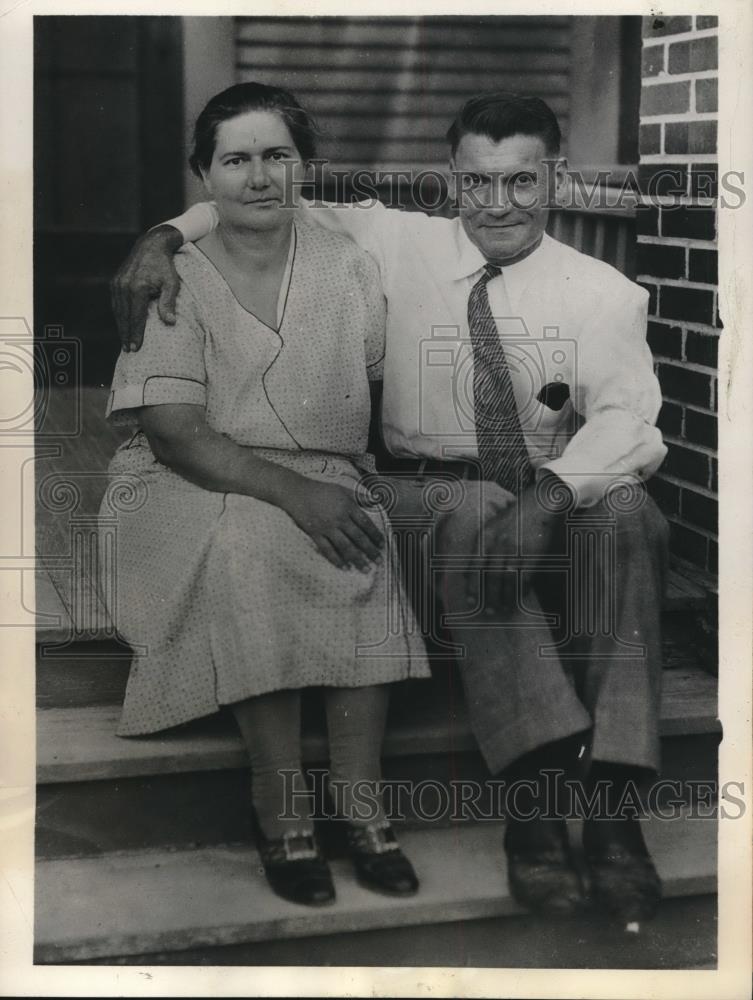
[235,16,573,169]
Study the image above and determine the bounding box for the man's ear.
[552,156,568,203]
[448,156,458,204]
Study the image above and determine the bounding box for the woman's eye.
[225,157,243,167]
[267,151,288,162]
[513,173,537,187]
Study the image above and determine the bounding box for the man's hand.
[283,480,385,572]
[110,224,184,352]
[465,476,573,613]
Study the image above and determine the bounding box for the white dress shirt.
[168,199,666,507]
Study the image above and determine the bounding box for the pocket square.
[537,381,571,411]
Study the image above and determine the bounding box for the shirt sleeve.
[106,285,207,426]
[541,281,667,507]
[161,202,219,243]
[296,198,405,284]
[350,251,387,382]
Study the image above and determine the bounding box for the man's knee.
[611,492,669,554]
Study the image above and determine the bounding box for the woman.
[101,82,431,907]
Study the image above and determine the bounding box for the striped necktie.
[468,264,534,494]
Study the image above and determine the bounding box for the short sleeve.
[106,287,207,427]
[351,250,387,382]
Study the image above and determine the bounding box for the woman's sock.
[325,684,390,827]
[231,689,313,839]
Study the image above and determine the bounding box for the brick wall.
[637,14,719,575]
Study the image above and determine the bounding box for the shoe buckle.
[281,829,318,862]
[359,821,400,855]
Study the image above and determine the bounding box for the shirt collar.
[451,218,552,284]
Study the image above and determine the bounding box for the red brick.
[656,398,684,433]
[685,408,717,449]
[648,323,683,360]
[639,123,662,156]
[641,81,690,116]
[665,121,717,156]
[695,78,718,113]
[681,490,718,533]
[648,476,681,516]
[659,285,715,325]
[685,330,718,367]
[688,248,717,284]
[637,243,685,279]
[638,280,659,315]
[636,205,660,236]
[638,164,688,197]
[690,164,717,199]
[669,520,708,567]
[661,206,716,241]
[668,36,718,74]
[714,300,723,329]
[695,15,719,29]
[644,15,693,37]
[663,441,711,486]
[642,44,665,77]
[658,363,712,407]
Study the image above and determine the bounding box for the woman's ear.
[200,167,214,197]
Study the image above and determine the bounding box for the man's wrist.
[147,224,184,252]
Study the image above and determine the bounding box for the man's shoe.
[257,827,336,907]
[345,820,419,896]
[504,817,587,916]
[583,818,662,923]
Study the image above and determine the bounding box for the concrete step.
[34,809,717,964]
[37,667,718,786]
[79,895,719,969]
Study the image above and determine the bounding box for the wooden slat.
[36,666,718,785]
[238,46,571,74]
[238,19,571,50]
[303,93,571,117]
[237,67,570,94]
[33,808,716,963]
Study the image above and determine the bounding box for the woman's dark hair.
[189,81,319,177]
[446,92,561,158]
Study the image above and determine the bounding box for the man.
[111,92,669,923]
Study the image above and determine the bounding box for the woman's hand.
[284,480,385,571]
[110,225,184,352]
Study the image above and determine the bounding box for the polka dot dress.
[101,222,430,737]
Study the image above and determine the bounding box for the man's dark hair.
[189,81,320,177]
[446,92,562,158]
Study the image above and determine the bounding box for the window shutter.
[236,16,572,168]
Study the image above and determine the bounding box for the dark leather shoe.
[583,818,662,923]
[257,828,336,907]
[504,817,587,916]
[346,820,419,896]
